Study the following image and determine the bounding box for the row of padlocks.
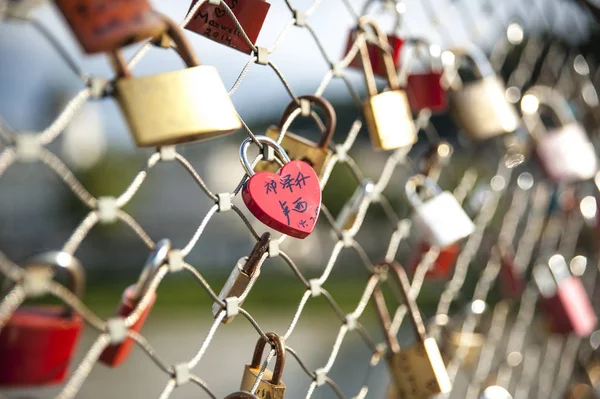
[1,0,600,398]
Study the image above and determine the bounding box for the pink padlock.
[534,254,597,337]
[521,86,597,182]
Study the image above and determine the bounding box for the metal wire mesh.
[0,0,599,398]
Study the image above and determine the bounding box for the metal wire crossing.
[0,0,598,398]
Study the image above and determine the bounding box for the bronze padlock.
[225,392,260,399]
[446,45,520,140]
[54,0,166,54]
[256,95,336,179]
[111,15,241,147]
[240,332,286,399]
[357,18,416,151]
[373,262,451,398]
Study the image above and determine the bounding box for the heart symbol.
[243,160,321,239]
[214,7,226,18]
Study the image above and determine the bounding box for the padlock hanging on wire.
[0,252,85,386]
[372,262,452,398]
[111,14,241,147]
[54,0,166,54]
[256,95,336,180]
[239,332,286,399]
[99,239,171,367]
[185,0,271,54]
[240,136,321,238]
[521,85,598,183]
[446,44,520,141]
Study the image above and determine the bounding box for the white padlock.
[406,175,475,248]
[522,85,597,182]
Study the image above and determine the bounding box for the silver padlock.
[335,179,375,231]
[406,175,475,248]
[521,85,597,182]
[446,44,520,140]
[212,233,270,323]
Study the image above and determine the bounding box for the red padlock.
[409,241,460,279]
[496,242,525,299]
[99,239,171,367]
[240,135,321,239]
[185,0,271,54]
[534,254,597,337]
[0,252,85,386]
[54,0,166,54]
[344,29,404,78]
[402,39,447,112]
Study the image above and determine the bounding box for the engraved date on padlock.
[213,233,270,323]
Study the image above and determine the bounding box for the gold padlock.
[111,15,241,147]
[256,95,336,179]
[240,332,286,399]
[373,262,452,398]
[357,18,417,151]
[446,44,520,140]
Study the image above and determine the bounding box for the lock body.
[55,0,165,53]
[406,72,447,112]
[410,242,460,279]
[99,285,157,367]
[0,306,83,386]
[388,337,452,398]
[449,75,519,140]
[115,65,241,147]
[240,365,286,399]
[345,32,404,77]
[213,258,261,323]
[535,123,597,182]
[412,191,475,248]
[186,0,270,54]
[541,276,597,337]
[256,126,333,179]
[363,90,416,150]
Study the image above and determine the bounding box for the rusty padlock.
[256,95,336,179]
[240,332,286,399]
[186,0,271,54]
[112,15,241,147]
[534,254,597,337]
[0,251,85,386]
[99,239,171,367]
[521,85,597,182]
[400,38,447,113]
[447,44,520,140]
[54,0,166,53]
[373,262,452,398]
[406,174,475,248]
[358,18,416,151]
[213,233,270,323]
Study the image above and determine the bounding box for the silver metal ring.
[239,135,291,177]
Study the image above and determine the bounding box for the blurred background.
[1,0,600,398]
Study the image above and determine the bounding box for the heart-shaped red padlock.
[240,136,321,238]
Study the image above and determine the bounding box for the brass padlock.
[446,44,519,140]
[240,332,286,399]
[111,15,241,147]
[373,262,452,398]
[225,392,260,399]
[357,18,417,151]
[256,95,336,179]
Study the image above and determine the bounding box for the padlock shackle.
[405,174,442,208]
[521,85,577,136]
[357,17,400,96]
[240,233,271,275]
[240,135,292,177]
[397,37,443,86]
[449,44,495,80]
[132,239,171,301]
[250,332,286,385]
[360,0,404,33]
[110,14,200,78]
[278,95,337,150]
[25,251,85,300]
